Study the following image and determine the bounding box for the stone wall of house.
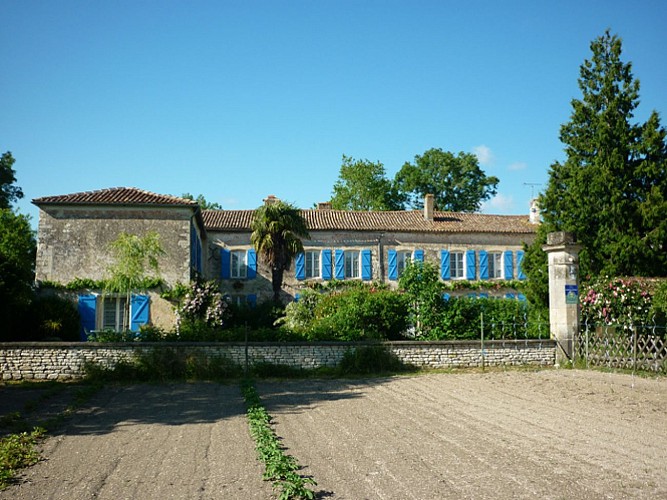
[207,229,536,302]
[35,205,195,288]
[0,340,555,380]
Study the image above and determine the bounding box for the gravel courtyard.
[2,369,666,499]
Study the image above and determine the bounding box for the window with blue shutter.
[78,294,97,341]
[413,249,424,262]
[479,250,489,280]
[504,250,514,279]
[295,252,306,280]
[247,294,257,308]
[517,250,526,280]
[388,249,398,280]
[361,249,372,281]
[334,249,345,280]
[466,250,476,280]
[440,250,450,280]
[247,249,257,279]
[220,248,231,279]
[322,249,332,280]
[130,294,150,332]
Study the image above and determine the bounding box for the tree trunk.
[271,268,284,303]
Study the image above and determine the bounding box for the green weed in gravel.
[241,379,316,500]
[0,427,45,489]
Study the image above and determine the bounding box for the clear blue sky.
[2,1,666,226]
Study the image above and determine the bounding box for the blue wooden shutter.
[413,249,424,262]
[334,249,345,280]
[466,250,476,280]
[295,252,305,280]
[220,248,231,279]
[479,250,489,280]
[130,294,150,332]
[78,294,97,341]
[322,249,332,280]
[504,250,514,279]
[247,249,257,279]
[247,294,257,308]
[361,249,372,281]
[517,250,526,280]
[440,250,450,280]
[388,250,398,280]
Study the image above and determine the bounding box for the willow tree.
[104,231,164,330]
[250,201,309,302]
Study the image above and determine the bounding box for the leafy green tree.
[395,148,499,212]
[251,200,309,302]
[0,151,23,209]
[181,193,222,210]
[398,260,445,338]
[330,155,404,210]
[524,31,667,304]
[0,209,36,339]
[104,232,165,330]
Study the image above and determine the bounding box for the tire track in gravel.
[259,370,667,500]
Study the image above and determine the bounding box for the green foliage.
[226,299,285,330]
[181,192,222,210]
[532,31,667,281]
[241,380,317,499]
[251,200,310,302]
[84,349,242,382]
[0,428,44,489]
[330,155,404,211]
[395,148,499,212]
[105,232,165,295]
[25,294,80,341]
[399,260,445,338]
[309,287,409,341]
[0,209,36,339]
[652,281,667,325]
[336,345,413,375]
[0,151,23,209]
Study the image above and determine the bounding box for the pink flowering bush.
[176,280,228,333]
[580,277,653,328]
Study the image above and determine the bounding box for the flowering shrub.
[176,280,228,332]
[580,277,653,328]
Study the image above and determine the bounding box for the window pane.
[306,251,320,278]
[345,251,359,278]
[231,250,247,278]
[452,252,464,279]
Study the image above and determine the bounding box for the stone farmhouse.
[33,187,538,335]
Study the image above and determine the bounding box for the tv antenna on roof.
[523,183,541,199]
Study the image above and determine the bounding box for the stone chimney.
[263,195,280,206]
[317,202,332,211]
[529,198,540,224]
[424,194,435,221]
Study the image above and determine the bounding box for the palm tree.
[250,199,310,302]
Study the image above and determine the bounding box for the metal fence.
[575,322,667,373]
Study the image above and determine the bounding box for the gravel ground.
[1,370,665,499]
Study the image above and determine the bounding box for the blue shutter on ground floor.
[440,250,450,280]
[479,250,489,280]
[130,294,150,332]
[466,250,476,280]
[220,248,231,279]
[361,249,372,281]
[334,249,345,280]
[413,249,424,262]
[517,250,526,280]
[295,252,305,280]
[247,249,257,279]
[388,249,398,281]
[247,294,257,307]
[322,249,332,280]
[78,295,97,341]
[504,250,514,279]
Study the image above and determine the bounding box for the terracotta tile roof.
[33,187,198,207]
[203,209,537,234]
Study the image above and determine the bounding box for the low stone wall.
[0,340,556,381]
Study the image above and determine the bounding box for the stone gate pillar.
[542,232,581,363]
